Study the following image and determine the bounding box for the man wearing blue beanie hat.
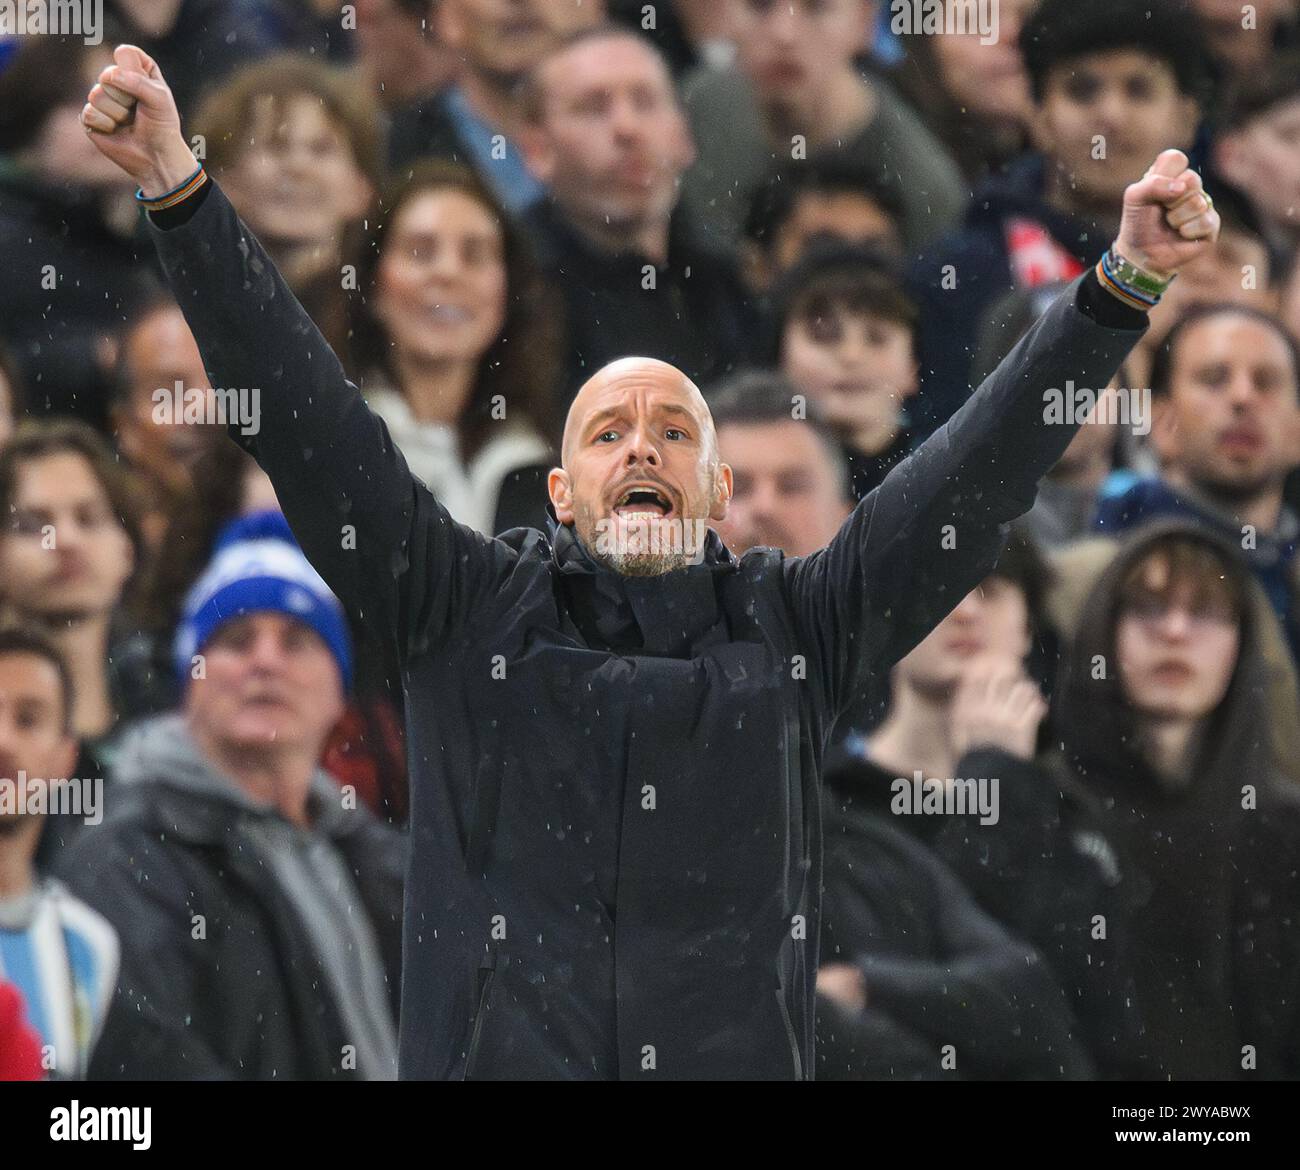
[174,509,353,692]
[55,509,403,1080]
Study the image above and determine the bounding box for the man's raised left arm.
[786,150,1220,714]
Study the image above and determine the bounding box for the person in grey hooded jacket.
[56,512,405,1080]
[80,43,1219,1079]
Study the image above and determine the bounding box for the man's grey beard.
[575,517,700,576]
[594,544,692,577]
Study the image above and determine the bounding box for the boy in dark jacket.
[907,0,1208,436]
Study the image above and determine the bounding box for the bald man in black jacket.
[82,44,1219,1079]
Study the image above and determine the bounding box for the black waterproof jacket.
[145,180,1146,1079]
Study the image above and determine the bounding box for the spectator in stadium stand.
[710,401,1092,1079]
[56,511,405,1080]
[388,0,605,214]
[763,245,920,500]
[931,523,1300,1079]
[519,25,756,402]
[1095,305,1300,663]
[1212,52,1300,273]
[1191,0,1300,87]
[821,528,1150,1073]
[84,37,1220,1079]
[740,155,907,294]
[348,161,561,535]
[0,629,120,1080]
[908,0,1208,438]
[0,980,45,1081]
[0,36,158,427]
[970,181,1277,402]
[109,293,223,553]
[0,421,148,861]
[128,445,409,824]
[352,0,461,112]
[887,0,1037,186]
[708,372,853,559]
[192,55,382,358]
[679,0,966,254]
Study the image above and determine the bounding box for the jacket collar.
[545,513,738,655]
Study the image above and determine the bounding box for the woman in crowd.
[888,0,1038,183]
[347,160,561,535]
[192,54,383,356]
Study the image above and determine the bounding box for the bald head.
[549,357,732,574]
[561,357,715,467]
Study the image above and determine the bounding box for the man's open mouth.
[613,485,674,518]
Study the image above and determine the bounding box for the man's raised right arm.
[83,46,512,659]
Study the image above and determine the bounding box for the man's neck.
[848,417,904,458]
[0,820,41,900]
[264,236,340,292]
[1166,468,1286,534]
[31,611,114,740]
[868,682,957,782]
[115,0,183,37]
[562,206,672,265]
[1139,716,1201,789]
[188,726,317,829]
[1043,163,1122,237]
[392,351,478,427]
[762,68,875,152]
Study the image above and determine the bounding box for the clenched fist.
[81,44,198,199]
[1114,149,1222,280]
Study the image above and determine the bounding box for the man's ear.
[519,123,555,186]
[1150,395,1181,465]
[548,466,575,524]
[855,0,879,52]
[436,0,465,49]
[740,240,772,294]
[673,113,697,174]
[53,733,78,781]
[709,463,733,522]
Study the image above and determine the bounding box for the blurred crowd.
[1,0,1300,1080]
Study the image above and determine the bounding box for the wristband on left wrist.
[1097,245,1175,312]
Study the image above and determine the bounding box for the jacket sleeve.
[56,830,238,1080]
[145,180,516,663]
[785,271,1146,719]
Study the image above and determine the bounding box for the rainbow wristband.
[135,163,208,211]
[1096,246,1173,312]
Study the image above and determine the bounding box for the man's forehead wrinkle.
[561,359,711,464]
